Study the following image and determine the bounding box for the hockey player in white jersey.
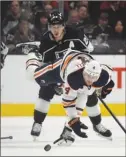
[57,50,114,145]
[27,48,114,144]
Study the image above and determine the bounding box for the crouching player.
[26,48,115,144]
[57,50,115,145]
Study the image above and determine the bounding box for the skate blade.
[96,132,113,141]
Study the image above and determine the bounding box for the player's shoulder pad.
[67,69,84,90]
[93,69,109,88]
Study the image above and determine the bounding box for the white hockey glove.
[57,126,75,146]
[16,41,40,54]
[96,88,102,97]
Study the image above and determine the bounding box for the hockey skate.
[93,123,112,140]
[56,126,75,146]
[31,122,42,141]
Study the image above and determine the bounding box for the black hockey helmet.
[48,10,65,25]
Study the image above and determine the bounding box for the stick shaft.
[53,137,63,144]
[98,96,126,133]
[0,136,12,139]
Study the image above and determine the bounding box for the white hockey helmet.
[83,60,102,83]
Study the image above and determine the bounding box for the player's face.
[49,24,64,40]
[83,72,99,86]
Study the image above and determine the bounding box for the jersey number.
[65,87,70,94]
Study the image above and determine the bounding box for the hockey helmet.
[83,60,102,82]
[48,11,65,25]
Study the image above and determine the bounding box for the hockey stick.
[44,137,63,151]
[98,96,126,134]
[53,137,63,144]
[0,136,13,140]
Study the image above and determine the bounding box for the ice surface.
[1,116,125,156]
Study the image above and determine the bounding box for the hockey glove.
[68,117,88,138]
[57,126,75,146]
[54,84,63,96]
[96,87,113,99]
[100,87,112,99]
[96,88,102,97]
[96,88,110,99]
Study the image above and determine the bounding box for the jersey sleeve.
[67,69,84,90]
[39,36,56,63]
[39,32,51,61]
[93,64,115,96]
[62,70,84,118]
[62,82,78,118]
[101,64,115,94]
[39,39,47,59]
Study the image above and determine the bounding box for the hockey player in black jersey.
[26,11,94,139]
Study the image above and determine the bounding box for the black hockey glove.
[96,80,115,99]
[101,81,115,99]
[101,88,112,99]
[68,117,88,138]
[96,88,111,99]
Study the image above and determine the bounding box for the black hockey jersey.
[39,26,94,63]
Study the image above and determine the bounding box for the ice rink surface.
[1,116,125,156]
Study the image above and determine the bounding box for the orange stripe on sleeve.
[61,55,73,73]
[34,59,62,79]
